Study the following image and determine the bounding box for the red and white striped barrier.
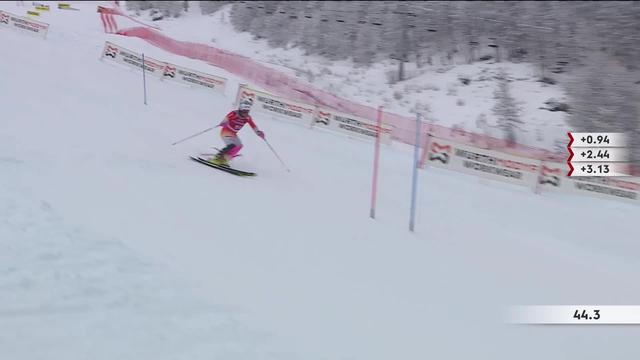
[97,6,117,33]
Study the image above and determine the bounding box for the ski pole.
[264,139,290,172]
[171,127,215,146]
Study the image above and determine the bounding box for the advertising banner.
[537,161,639,204]
[0,10,49,39]
[313,107,393,144]
[161,62,226,93]
[101,41,165,76]
[424,136,541,188]
[237,85,316,126]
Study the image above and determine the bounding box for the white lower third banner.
[507,306,640,324]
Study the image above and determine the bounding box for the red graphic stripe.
[567,162,574,176]
[567,132,574,176]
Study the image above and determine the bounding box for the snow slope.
[1,2,640,360]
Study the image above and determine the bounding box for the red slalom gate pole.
[370,106,383,219]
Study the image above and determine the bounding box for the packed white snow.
[1,2,639,360]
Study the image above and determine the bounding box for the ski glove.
[256,130,265,139]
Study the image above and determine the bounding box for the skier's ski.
[190,156,256,177]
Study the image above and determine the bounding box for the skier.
[208,98,265,167]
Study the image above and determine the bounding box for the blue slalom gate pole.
[142,53,147,105]
[409,113,422,232]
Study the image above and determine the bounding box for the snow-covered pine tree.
[492,70,523,147]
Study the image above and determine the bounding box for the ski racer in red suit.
[209,98,265,166]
